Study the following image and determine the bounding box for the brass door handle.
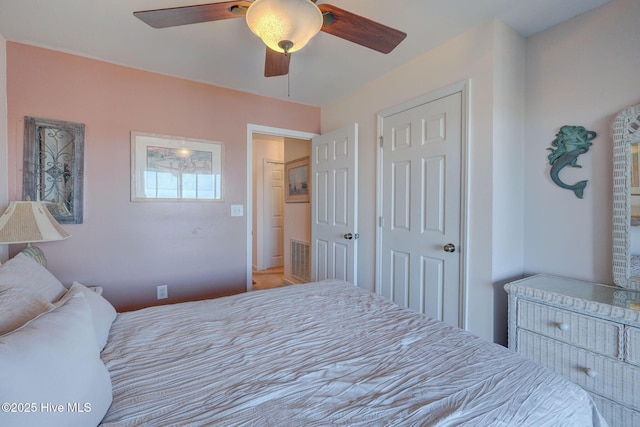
[443,243,456,253]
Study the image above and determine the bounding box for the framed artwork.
[285,156,310,203]
[131,131,224,202]
[23,116,85,224]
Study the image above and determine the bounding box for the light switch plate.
[231,205,244,217]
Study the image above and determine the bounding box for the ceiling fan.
[134,0,407,77]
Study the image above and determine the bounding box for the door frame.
[246,124,318,291]
[375,80,470,329]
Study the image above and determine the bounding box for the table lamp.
[0,201,70,267]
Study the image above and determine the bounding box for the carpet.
[252,266,286,290]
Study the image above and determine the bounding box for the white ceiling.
[0,0,610,107]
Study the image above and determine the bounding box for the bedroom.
[0,0,639,425]
[1,0,637,342]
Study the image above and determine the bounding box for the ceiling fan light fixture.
[246,0,323,54]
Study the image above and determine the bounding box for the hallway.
[252,266,286,290]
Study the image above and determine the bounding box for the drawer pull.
[557,323,570,331]
[584,368,598,378]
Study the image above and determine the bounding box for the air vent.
[291,239,310,282]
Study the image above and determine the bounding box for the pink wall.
[6,42,320,310]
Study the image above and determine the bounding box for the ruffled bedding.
[100,280,606,426]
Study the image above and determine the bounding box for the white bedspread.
[99,280,606,426]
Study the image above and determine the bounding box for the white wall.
[322,0,640,342]
[491,23,526,343]
[0,36,7,263]
[322,19,524,342]
[524,0,640,284]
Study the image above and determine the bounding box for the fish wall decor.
[547,125,597,199]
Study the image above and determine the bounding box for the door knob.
[443,243,456,253]
[585,368,598,378]
[343,233,359,240]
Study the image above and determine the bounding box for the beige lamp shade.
[246,0,323,54]
[0,201,70,244]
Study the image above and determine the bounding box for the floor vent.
[291,240,310,282]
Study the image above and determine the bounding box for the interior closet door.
[379,92,463,327]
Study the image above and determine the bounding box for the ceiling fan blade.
[264,47,290,77]
[318,4,406,54]
[134,1,251,29]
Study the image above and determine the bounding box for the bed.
[0,254,607,426]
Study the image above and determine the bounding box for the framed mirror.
[612,103,640,289]
[23,116,85,224]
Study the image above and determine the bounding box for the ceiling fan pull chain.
[287,72,290,97]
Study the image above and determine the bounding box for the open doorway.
[251,134,285,289]
[247,125,316,291]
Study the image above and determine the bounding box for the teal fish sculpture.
[547,125,597,199]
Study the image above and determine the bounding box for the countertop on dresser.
[505,274,640,328]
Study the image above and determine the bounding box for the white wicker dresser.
[505,274,640,427]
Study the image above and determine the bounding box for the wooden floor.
[252,266,286,290]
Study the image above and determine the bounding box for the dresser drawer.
[517,329,640,410]
[627,326,640,367]
[590,394,640,427]
[517,299,622,358]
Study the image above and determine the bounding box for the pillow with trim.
[0,253,66,302]
[0,286,55,335]
[0,292,112,427]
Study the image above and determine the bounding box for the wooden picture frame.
[285,156,310,203]
[23,116,85,224]
[131,131,224,202]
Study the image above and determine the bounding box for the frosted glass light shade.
[246,0,323,54]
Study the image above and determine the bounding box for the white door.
[311,124,358,284]
[379,92,463,327]
[264,160,284,268]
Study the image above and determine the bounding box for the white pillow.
[0,292,112,427]
[0,286,55,335]
[0,253,66,302]
[55,282,116,351]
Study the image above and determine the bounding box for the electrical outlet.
[156,285,168,300]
